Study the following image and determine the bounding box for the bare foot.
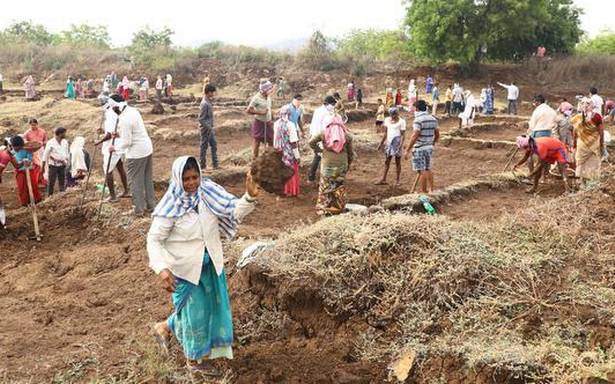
[374,180,388,185]
[152,322,170,353]
[119,192,131,198]
[525,188,537,194]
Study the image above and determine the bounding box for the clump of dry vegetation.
[0,97,103,138]
[245,167,615,382]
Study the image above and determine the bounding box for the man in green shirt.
[246,80,274,158]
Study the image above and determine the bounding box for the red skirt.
[16,168,42,206]
[284,161,300,197]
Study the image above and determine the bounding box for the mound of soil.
[249,148,294,195]
[150,102,165,115]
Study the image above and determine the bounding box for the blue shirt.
[288,103,303,126]
[12,149,32,171]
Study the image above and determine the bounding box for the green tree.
[0,21,54,45]
[129,26,175,68]
[130,26,174,50]
[298,30,338,70]
[577,31,615,55]
[405,0,582,64]
[57,24,111,48]
[336,29,413,61]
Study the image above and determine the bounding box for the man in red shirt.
[513,135,571,194]
[23,118,48,188]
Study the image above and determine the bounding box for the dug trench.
[0,103,582,382]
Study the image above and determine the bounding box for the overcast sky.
[0,0,611,48]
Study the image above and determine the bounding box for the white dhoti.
[102,151,124,174]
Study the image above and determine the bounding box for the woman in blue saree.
[147,156,259,373]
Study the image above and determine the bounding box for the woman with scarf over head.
[67,136,89,187]
[273,105,301,197]
[148,156,259,374]
[484,85,495,115]
[309,115,354,215]
[24,75,36,100]
[571,97,604,186]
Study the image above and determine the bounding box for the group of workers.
[0,70,612,377]
[512,88,611,193]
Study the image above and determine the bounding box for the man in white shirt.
[497,81,520,115]
[108,94,155,216]
[589,87,604,115]
[528,94,556,138]
[452,84,464,115]
[95,102,129,202]
[526,94,557,172]
[42,127,69,195]
[308,95,336,182]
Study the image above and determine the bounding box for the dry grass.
[246,167,615,382]
[539,55,615,91]
[0,97,102,138]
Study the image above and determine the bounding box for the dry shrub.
[249,166,615,382]
[540,55,615,91]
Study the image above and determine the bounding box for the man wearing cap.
[108,94,155,216]
[513,135,570,194]
[246,80,274,158]
[95,99,130,202]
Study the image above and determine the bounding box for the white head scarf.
[70,137,87,177]
[151,156,240,239]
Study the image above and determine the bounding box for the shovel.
[0,202,6,229]
[25,167,42,241]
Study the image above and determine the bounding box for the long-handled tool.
[0,202,6,229]
[79,144,97,208]
[503,147,519,172]
[79,111,105,208]
[411,172,420,193]
[97,117,120,217]
[24,166,41,241]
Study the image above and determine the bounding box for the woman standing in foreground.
[147,156,259,373]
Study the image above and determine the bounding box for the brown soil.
[437,182,564,221]
[1,65,608,383]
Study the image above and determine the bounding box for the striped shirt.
[412,112,438,150]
